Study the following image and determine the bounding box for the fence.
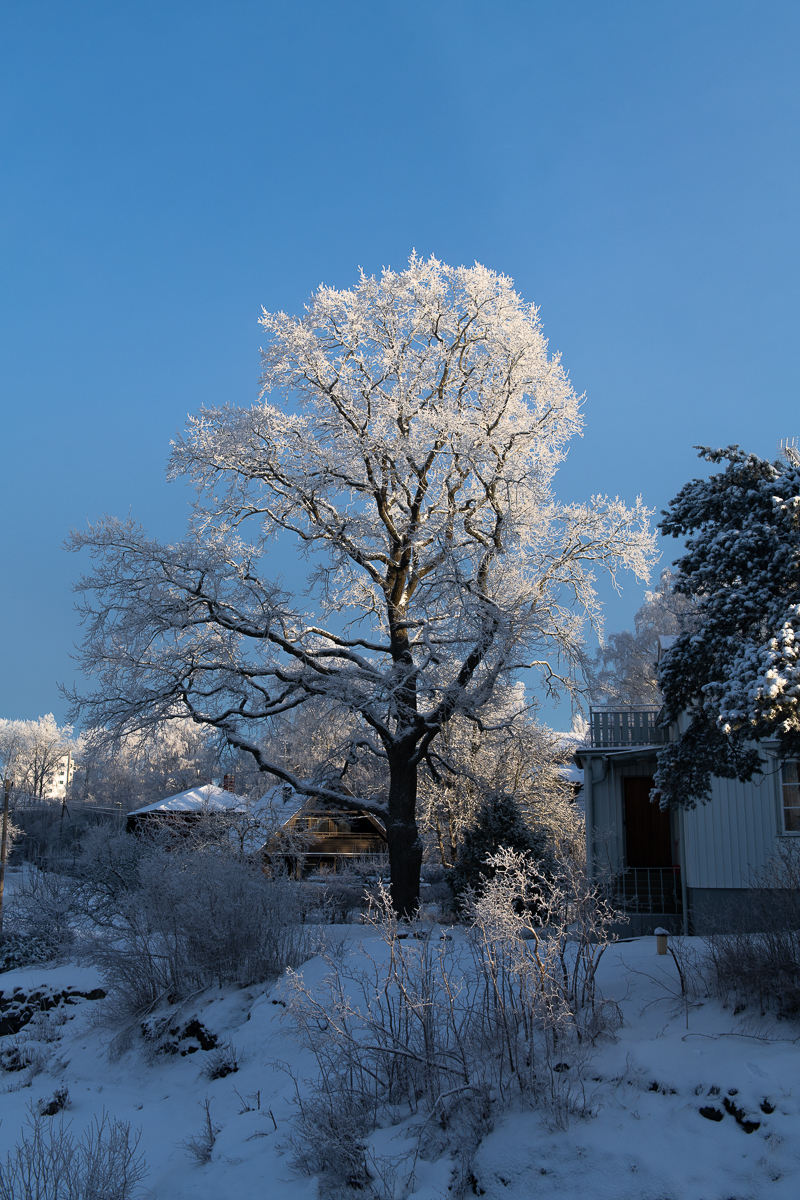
[589,707,669,747]
[614,866,682,915]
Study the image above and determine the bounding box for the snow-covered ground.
[0,933,798,1199]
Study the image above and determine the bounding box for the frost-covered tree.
[67,256,655,914]
[76,718,233,812]
[655,446,800,807]
[259,698,389,807]
[0,716,77,801]
[588,569,698,706]
[418,694,578,867]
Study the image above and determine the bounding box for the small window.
[782,761,800,832]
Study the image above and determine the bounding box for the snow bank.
[0,933,798,1198]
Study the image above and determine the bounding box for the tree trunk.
[386,750,422,918]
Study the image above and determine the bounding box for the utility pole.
[59,748,72,829]
[0,777,12,936]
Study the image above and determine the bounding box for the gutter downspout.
[580,751,610,887]
[584,757,594,885]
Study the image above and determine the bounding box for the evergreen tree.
[451,791,553,907]
[655,445,800,807]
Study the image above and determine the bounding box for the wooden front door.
[623,777,672,867]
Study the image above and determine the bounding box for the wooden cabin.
[262,783,387,875]
[127,780,387,875]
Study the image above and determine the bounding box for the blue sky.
[1,1,798,726]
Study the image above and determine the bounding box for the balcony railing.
[589,706,670,747]
[614,866,682,915]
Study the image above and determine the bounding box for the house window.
[782,761,800,832]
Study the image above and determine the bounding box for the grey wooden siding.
[682,758,781,888]
[584,742,790,893]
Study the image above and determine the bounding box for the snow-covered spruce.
[656,445,800,807]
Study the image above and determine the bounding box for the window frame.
[780,759,800,835]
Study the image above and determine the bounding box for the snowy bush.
[92,844,313,1031]
[286,847,623,1193]
[290,1090,375,1191]
[5,867,78,957]
[703,840,800,1015]
[419,707,582,873]
[36,1087,69,1117]
[0,1107,147,1200]
[73,825,147,928]
[310,877,364,924]
[0,1040,48,1078]
[310,857,392,924]
[0,933,54,972]
[201,1041,241,1080]
[181,1098,220,1166]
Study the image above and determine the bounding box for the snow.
[127,783,251,817]
[256,780,316,824]
[474,936,800,1197]
[0,961,105,997]
[552,730,585,792]
[1,935,799,1198]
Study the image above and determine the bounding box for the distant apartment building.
[47,751,74,800]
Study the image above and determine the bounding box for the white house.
[574,705,795,935]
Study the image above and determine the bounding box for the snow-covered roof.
[129,779,375,824]
[256,779,365,825]
[256,781,315,823]
[128,784,250,817]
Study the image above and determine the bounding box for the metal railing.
[589,706,669,747]
[614,866,682,915]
